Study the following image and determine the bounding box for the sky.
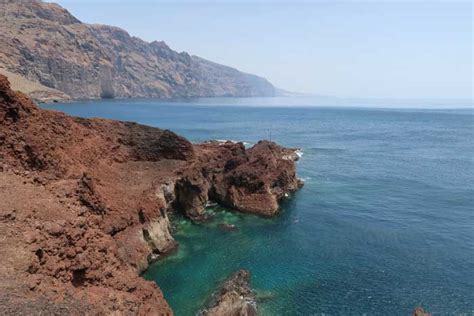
[51,0,472,100]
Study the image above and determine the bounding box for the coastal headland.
[0,74,302,314]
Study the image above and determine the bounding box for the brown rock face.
[0,74,302,314]
[1,74,178,314]
[174,140,303,220]
[0,0,276,100]
[199,270,257,316]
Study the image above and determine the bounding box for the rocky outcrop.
[174,141,303,220]
[0,0,276,100]
[0,75,301,314]
[199,270,257,316]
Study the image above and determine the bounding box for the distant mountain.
[0,0,276,101]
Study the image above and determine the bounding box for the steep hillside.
[0,0,276,100]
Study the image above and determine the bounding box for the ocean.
[42,98,474,315]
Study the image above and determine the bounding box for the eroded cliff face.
[0,75,302,314]
[0,75,184,314]
[0,0,276,100]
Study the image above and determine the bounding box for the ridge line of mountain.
[0,0,276,102]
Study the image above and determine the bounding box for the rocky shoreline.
[0,75,302,314]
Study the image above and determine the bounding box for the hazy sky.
[52,0,472,99]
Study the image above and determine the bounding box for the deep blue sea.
[42,98,474,315]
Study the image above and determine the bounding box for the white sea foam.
[215,139,238,144]
[204,139,244,146]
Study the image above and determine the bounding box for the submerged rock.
[199,270,257,316]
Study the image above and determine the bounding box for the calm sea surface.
[43,98,474,315]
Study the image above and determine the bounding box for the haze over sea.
[43,98,474,315]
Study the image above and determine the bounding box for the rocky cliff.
[0,0,276,101]
[0,74,301,314]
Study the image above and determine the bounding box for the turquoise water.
[43,99,474,315]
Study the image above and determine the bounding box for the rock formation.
[0,0,276,101]
[0,75,301,314]
[175,141,303,220]
[199,270,257,316]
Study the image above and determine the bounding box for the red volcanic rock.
[77,173,107,214]
[174,140,304,219]
[218,140,303,215]
[0,75,302,314]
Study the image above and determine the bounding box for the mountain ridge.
[0,0,276,101]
